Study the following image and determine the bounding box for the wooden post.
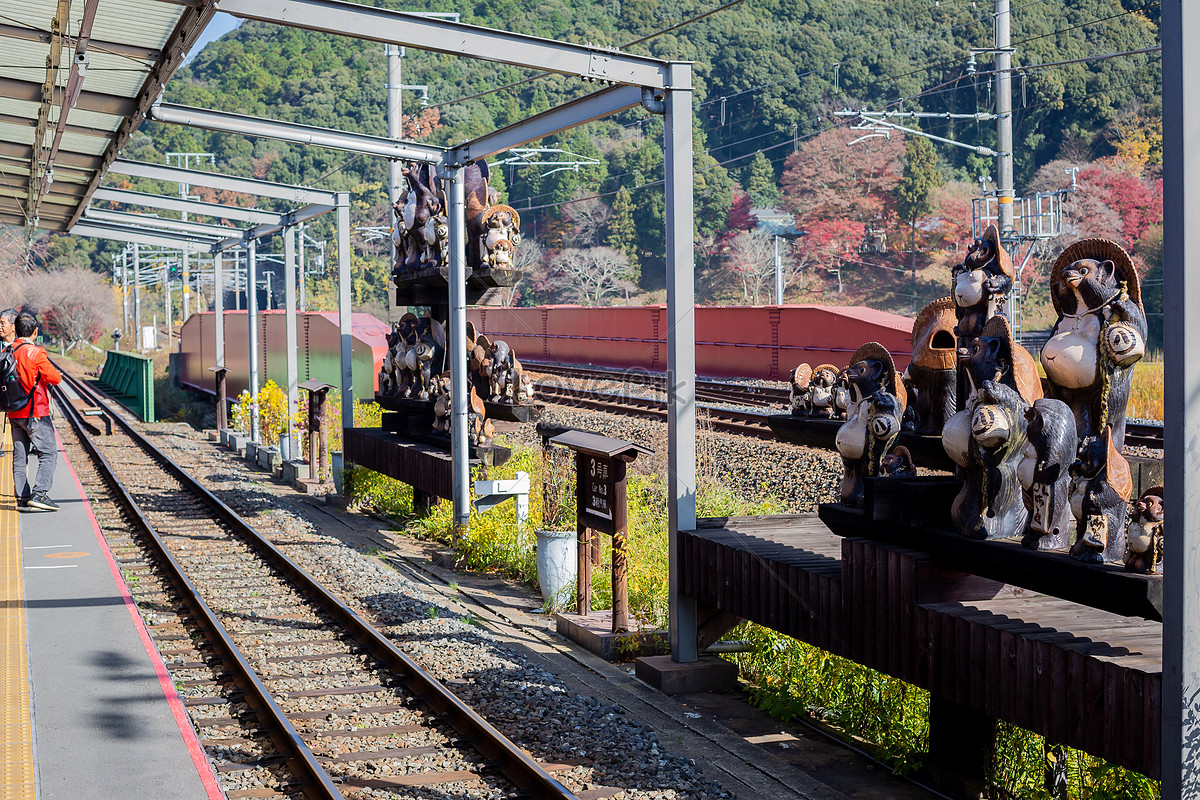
[926,694,996,797]
[612,529,629,631]
[317,391,329,483]
[308,391,321,477]
[577,521,592,615]
[215,368,228,431]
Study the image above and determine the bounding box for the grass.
[1128,357,1164,422]
[343,438,1158,799]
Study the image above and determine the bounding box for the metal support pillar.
[213,250,227,430]
[387,45,403,276]
[121,247,129,338]
[133,242,142,351]
[994,0,1014,236]
[283,225,299,459]
[774,235,783,306]
[664,63,698,663]
[1162,1,1200,792]
[164,262,172,348]
[336,193,354,436]
[442,165,470,533]
[247,238,260,441]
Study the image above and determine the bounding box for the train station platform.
[1,423,222,800]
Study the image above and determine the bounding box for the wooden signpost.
[299,379,334,486]
[550,430,651,632]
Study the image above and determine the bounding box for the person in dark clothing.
[9,312,62,511]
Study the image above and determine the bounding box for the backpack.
[0,342,37,413]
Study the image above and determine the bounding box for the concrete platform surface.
[2,421,222,800]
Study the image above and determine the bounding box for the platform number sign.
[575,452,627,535]
[587,456,613,521]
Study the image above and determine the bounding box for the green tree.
[605,187,639,284]
[745,152,780,208]
[895,135,942,276]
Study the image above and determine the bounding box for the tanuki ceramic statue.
[1068,426,1133,564]
[1124,486,1164,574]
[942,317,1042,539]
[1017,398,1077,550]
[1041,238,1146,450]
[789,363,814,416]
[835,343,904,508]
[907,297,959,435]
[808,364,841,419]
[879,446,917,478]
[952,224,1013,345]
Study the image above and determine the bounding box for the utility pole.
[164,260,172,349]
[994,0,1015,240]
[386,44,403,283]
[133,243,142,352]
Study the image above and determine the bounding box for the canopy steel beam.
[0,21,162,61]
[109,160,337,205]
[92,187,280,224]
[151,103,446,164]
[83,208,241,238]
[451,84,644,165]
[217,0,670,89]
[210,203,335,253]
[0,75,138,117]
[71,220,219,251]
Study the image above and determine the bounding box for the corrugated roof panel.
[90,1,184,50]
[0,122,35,148]
[0,0,217,234]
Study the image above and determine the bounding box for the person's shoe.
[16,496,28,510]
[26,493,57,512]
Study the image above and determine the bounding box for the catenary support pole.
[133,242,142,351]
[387,45,403,277]
[283,225,299,460]
[994,0,1013,237]
[774,235,783,306]
[336,194,353,436]
[664,62,698,663]
[1161,1,1200,793]
[213,249,227,430]
[247,238,260,442]
[443,164,470,533]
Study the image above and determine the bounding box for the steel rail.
[533,382,775,439]
[56,370,580,800]
[52,376,344,800]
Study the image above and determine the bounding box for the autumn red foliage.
[779,128,904,229]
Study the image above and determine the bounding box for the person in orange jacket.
[9,311,62,511]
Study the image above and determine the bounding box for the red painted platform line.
[56,428,225,800]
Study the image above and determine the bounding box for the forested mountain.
[49,0,1161,315]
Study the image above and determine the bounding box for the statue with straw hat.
[1040,238,1146,450]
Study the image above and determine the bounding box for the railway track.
[53,371,580,800]
[531,381,776,440]
[527,362,1165,451]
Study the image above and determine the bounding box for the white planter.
[331,451,344,493]
[535,529,577,610]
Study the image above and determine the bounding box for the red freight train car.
[466,305,913,381]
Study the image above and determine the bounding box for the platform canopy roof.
[0,0,216,237]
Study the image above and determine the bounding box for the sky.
[182,13,242,66]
